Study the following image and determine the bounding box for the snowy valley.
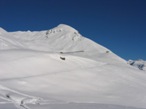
[0,24,146,109]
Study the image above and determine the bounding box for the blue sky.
[0,0,146,60]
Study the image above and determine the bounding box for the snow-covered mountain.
[128,59,146,70]
[0,24,146,109]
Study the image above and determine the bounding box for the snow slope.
[0,24,146,109]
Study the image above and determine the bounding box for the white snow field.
[0,24,146,109]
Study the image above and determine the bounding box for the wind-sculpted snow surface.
[0,24,146,109]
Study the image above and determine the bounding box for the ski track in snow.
[0,84,43,109]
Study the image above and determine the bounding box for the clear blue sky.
[0,0,146,60]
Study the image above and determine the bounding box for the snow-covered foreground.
[0,24,146,109]
[1,103,145,109]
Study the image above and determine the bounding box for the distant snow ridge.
[128,59,146,70]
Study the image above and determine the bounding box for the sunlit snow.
[0,24,146,109]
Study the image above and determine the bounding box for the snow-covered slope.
[8,24,125,64]
[0,24,146,109]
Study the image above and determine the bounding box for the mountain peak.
[57,24,78,33]
[46,24,81,39]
